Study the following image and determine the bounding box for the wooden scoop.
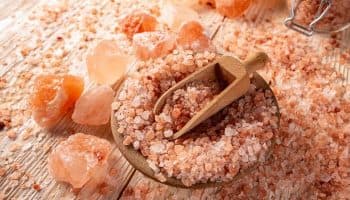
[153,52,268,140]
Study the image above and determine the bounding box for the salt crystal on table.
[86,40,134,85]
[48,133,112,188]
[72,85,114,126]
[29,75,84,128]
[120,11,158,40]
[215,0,252,18]
[159,1,199,31]
[133,32,175,61]
[176,21,211,52]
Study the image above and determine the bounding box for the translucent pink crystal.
[86,40,134,85]
[176,21,211,51]
[133,32,176,60]
[72,85,114,126]
[216,0,252,18]
[159,1,199,31]
[48,133,112,188]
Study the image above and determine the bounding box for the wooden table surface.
[0,0,349,200]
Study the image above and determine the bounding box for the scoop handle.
[243,52,268,74]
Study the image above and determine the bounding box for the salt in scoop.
[153,52,269,139]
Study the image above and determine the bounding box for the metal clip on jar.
[284,0,350,36]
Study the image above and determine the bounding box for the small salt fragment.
[6,130,17,140]
[133,32,176,61]
[150,143,166,154]
[159,113,172,123]
[131,96,142,107]
[117,127,124,134]
[159,1,199,31]
[224,126,238,136]
[9,143,21,152]
[154,173,167,182]
[111,102,121,111]
[48,133,112,188]
[86,40,134,85]
[133,116,143,124]
[72,85,114,126]
[164,129,173,138]
[133,141,140,150]
[141,111,150,120]
[174,145,185,154]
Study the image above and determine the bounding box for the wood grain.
[1,0,348,200]
[0,1,223,200]
[0,0,135,199]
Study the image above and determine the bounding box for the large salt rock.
[72,85,114,126]
[30,75,84,128]
[48,133,112,188]
[86,40,134,85]
[216,0,252,18]
[159,1,199,31]
[176,21,211,51]
[133,32,176,60]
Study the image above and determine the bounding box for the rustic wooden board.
[1,0,348,199]
[0,0,138,199]
[0,1,223,200]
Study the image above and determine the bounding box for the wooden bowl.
[111,72,280,188]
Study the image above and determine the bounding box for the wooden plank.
[0,0,90,76]
[0,0,40,21]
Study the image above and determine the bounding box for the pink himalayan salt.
[86,40,134,85]
[216,0,252,18]
[133,32,176,61]
[176,21,211,51]
[159,0,199,31]
[72,85,114,126]
[48,133,112,188]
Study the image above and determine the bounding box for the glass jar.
[285,0,350,36]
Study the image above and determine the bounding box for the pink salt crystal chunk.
[72,85,114,126]
[176,21,211,51]
[159,1,199,31]
[86,40,134,85]
[48,133,112,188]
[133,32,176,61]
